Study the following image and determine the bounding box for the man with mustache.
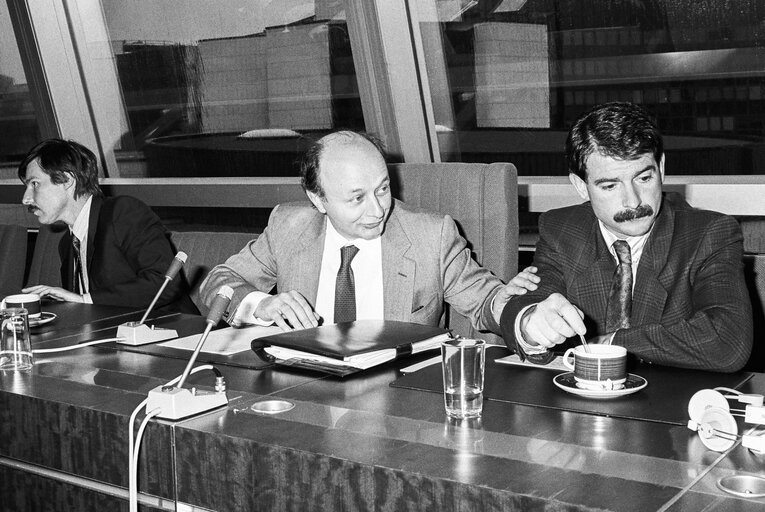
[18,138,196,312]
[501,102,752,372]
[200,130,539,333]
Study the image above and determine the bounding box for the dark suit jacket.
[501,193,752,372]
[199,200,503,333]
[59,195,197,313]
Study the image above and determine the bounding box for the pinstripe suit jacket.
[501,193,752,372]
[200,200,503,333]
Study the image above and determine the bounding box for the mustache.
[613,204,653,223]
[27,206,38,213]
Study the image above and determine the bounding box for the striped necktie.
[71,235,85,294]
[605,240,632,333]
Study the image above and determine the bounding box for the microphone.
[172,285,233,390]
[147,286,233,420]
[138,252,188,325]
[117,252,187,346]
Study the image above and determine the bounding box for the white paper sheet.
[158,325,284,355]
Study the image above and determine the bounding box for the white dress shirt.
[70,196,93,304]
[515,220,652,352]
[232,217,384,326]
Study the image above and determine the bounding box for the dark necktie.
[605,240,632,333]
[71,235,85,294]
[334,245,360,323]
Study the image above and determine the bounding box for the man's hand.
[520,293,585,349]
[255,290,320,331]
[22,285,83,303]
[492,266,540,322]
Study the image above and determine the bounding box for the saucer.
[28,312,57,327]
[553,372,647,399]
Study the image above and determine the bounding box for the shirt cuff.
[229,291,274,327]
[513,303,548,355]
[82,293,93,305]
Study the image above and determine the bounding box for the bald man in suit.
[501,102,752,372]
[200,131,538,333]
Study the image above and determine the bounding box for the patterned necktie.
[334,245,360,323]
[71,235,85,294]
[605,240,632,333]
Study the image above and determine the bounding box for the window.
[0,2,41,168]
[410,0,765,175]
[73,0,367,177]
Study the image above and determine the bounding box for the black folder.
[251,320,452,376]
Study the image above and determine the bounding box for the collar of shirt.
[71,195,93,246]
[315,218,384,323]
[598,220,651,287]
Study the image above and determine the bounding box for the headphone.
[687,387,765,453]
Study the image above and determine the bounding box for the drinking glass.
[0,308,33,371]
[441,338,485,418]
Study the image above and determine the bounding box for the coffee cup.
[2,294,42,319]
[563,344,627,390]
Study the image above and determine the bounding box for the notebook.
[251,320,452,376]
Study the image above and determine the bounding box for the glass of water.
[0,308,33,371]
[441,338,485,418]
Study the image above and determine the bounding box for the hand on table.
[255,290,320,331]
[520,293,585,349]
[22,285,84,303]
[492,266,540,321]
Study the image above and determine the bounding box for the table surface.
[2,304,765,512]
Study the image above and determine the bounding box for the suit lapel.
[632,198,673,325]
[288,212,325,305]
[86,196,103,274]
[60,231,75,292]
[382,207,415,320]
[569,218,614,317]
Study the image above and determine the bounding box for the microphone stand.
[117,252,187,346]
[146,286,233,420]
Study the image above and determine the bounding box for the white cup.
[2,294,42,319]
[563,344,627,390]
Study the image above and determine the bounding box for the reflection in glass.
[0,2,41,165]
[94,1,364,176]
[413,0,765,175]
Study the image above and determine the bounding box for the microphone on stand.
[117,252,188,346]
[172,286,232,390]
[138,252,187,325]
[147,286,233,420]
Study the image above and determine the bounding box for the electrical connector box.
[745,405,765,426]
[146,385,227,420]
[738,394,764,407]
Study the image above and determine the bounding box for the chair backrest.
[744,253,765,372]
[170,230,259,313]
[25,225,65,288]
[0,224,29,297]
[388,162,519,344]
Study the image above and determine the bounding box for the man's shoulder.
[269,201,322,231]
[666,194,739,232]
[100,195,153,216]
[539,202,594,236]
[95,196,164,237]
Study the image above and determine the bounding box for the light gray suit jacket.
[200,200,503,333]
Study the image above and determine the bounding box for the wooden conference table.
[1,302,765,512]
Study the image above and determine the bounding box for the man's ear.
[658,155,665,183]
[569,172,590,201]
[306,190,327,214]
[63,173,77,194]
